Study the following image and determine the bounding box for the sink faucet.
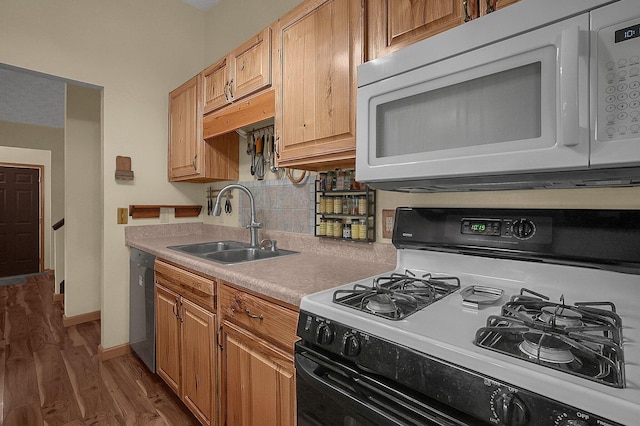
[213,184,261,247]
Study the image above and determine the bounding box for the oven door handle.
[296,348,473,426]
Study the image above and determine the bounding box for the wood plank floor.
[0,272,200,425]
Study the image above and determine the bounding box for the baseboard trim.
[62,310,100,327]
[53,293,64,302]
[98,343,132,361]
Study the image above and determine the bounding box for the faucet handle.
[260,239,278,251]
[247,221,262,229]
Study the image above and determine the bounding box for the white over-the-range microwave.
[356,0,640,191]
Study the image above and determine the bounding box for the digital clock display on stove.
[615,22,640,43]
[461,219,502,236]
[470,223,486,232]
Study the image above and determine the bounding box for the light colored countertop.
[125,223,397,308]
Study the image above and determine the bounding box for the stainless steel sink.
[169,240,249,254]
[168,241,298,265]
[203,247,298,264]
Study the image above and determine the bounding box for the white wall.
[64,84,102,317]
[203,0,303,64]
[0,146,52,269]
[0,0,206,348]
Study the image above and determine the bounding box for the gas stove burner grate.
[332,270,460,320]
[474,288,625,388]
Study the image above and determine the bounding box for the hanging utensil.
[270,133,279,173]
[250,133,256,176]
[255,133,265,180]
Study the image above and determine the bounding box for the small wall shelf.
[129,205,202,219]
[314,180,376,242]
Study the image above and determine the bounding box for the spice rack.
[314,179,376,243]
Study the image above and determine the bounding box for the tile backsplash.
[237,177,315,235]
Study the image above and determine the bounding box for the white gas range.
[295,208,640,426]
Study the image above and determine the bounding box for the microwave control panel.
[597,16,640,142]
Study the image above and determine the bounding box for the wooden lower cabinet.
[218,283,298,426]
[221,321,295,426]
[156,285,182,395]
[155,259,217,425]
[182,297,216,423]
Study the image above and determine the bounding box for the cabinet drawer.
[219,284,298,352]
[155,259,215,312]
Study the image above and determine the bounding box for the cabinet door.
[367,0,477,60]
[169,75,203,181]
[181,298,216,426]
[203,56,231,114]
[231,27,272,101]
[274,0,363,170]
[155,285,181,395]
[221,321,295,426]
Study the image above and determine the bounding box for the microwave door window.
[375,62,543,159]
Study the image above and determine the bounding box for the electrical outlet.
[117,208,128,224]
[382,209,396,239]
[385,216,394,231]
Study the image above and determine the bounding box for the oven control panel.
[459,216,550,242]
[460,217,539,240]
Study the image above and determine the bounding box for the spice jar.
[319,172,328,191]
[350,195,359,214]
[325,196,333,214]
[333,196,343,215]
[358,218,367,240]
[326,171,334,191]
[319,196,326,214]
[342,221,351,239]
[343,169,353,191]
[342,196,350,214]
[333,219,343,238]
[358,196,367,216]
[350,221,359,239]
[318,218,327,236]
[326,219,334,237]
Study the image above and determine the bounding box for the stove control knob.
[511,218,535,239]
[315,323,334,345]
[494,392,528,426]
[342,333,361,357]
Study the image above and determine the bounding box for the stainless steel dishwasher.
[129,247,156,372]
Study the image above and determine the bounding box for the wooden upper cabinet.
[367,0,475,60]
[274,0,364,171]
[202,56,230,114]
[203,26,272,115]
[168,73,239,183]
[231,27,272,101]
[168,75,203,181]
[367,0,521,60]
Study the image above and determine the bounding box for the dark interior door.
[0,166,40,277]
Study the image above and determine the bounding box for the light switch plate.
[117,208,128,224]
[382,209,396,239]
